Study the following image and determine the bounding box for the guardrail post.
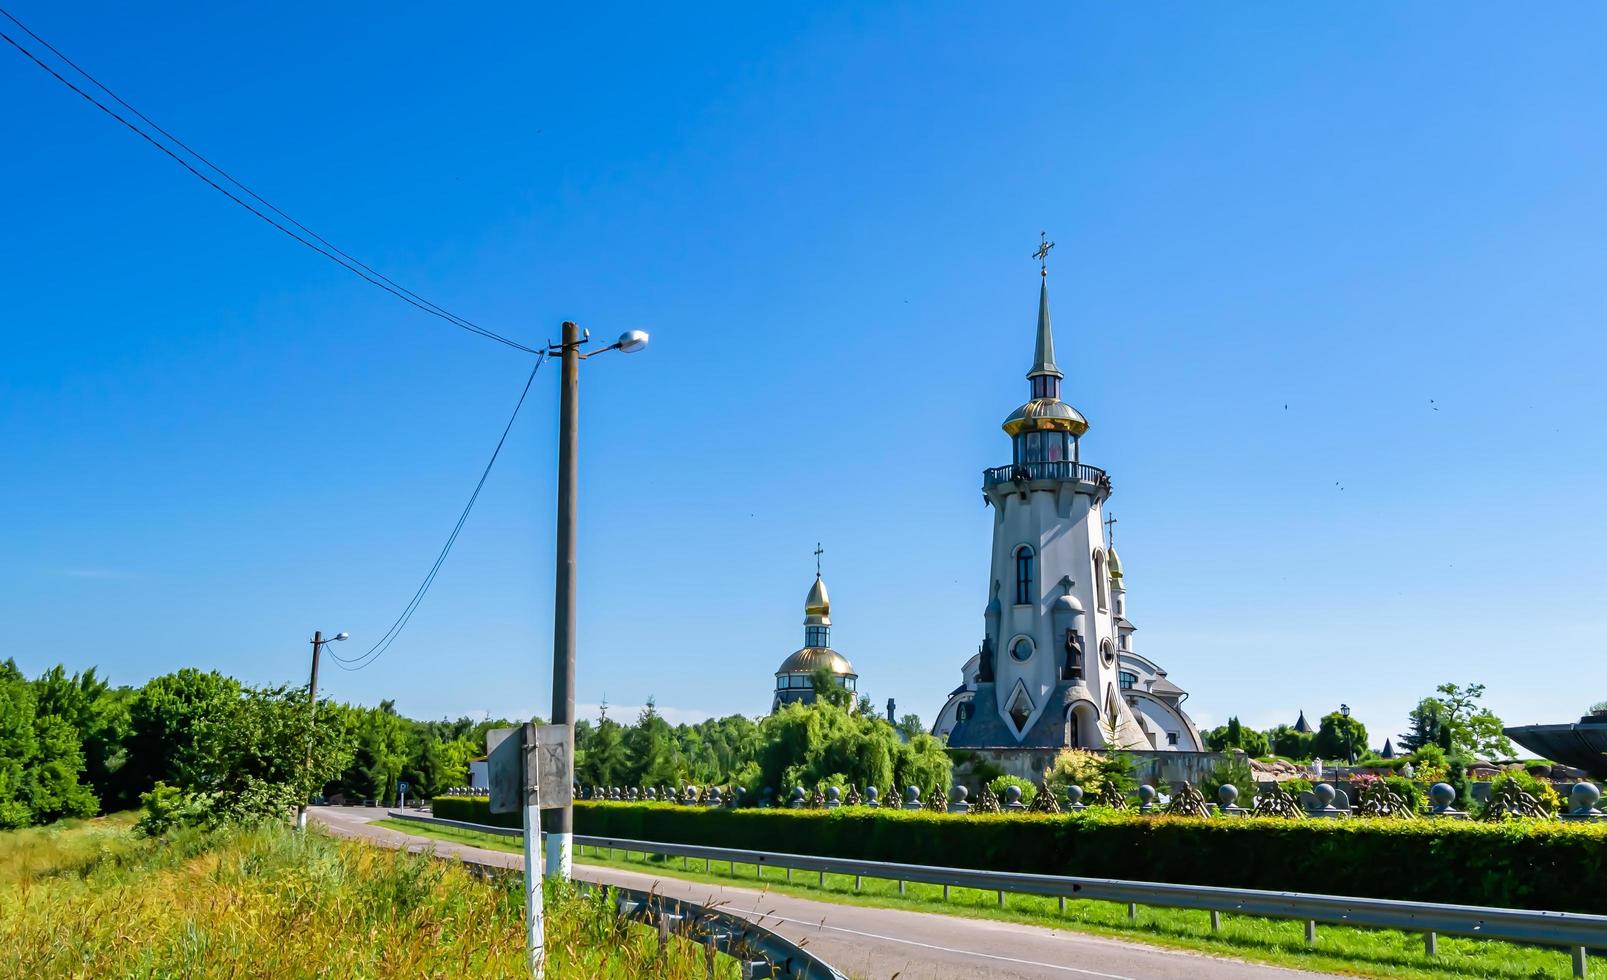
[855,874,862,891]
[944,884,950,901]
[1572,946,1587,978]
[819,870,825,887]
[1305,920,1317,945]
[1424,931,1436,957]
[1210,911,1221,932]
[899,879,906,896]
[1058,896,1065,914]
[786,867,792,883]
[1128,903,1137,922]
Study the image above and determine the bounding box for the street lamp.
[543,322,649,880]
[297,629,348,831]
[1339,703,1354,766]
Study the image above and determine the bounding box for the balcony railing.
[983,460,1109,489]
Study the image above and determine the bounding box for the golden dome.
[1002,398,1089,437]
[1106,546,1123,580]
[775,647,856,676]
[804,575,830,626]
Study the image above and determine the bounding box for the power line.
[0,8,537,355]
[330,353,547,672]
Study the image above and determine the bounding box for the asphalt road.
[313,806,1339,980]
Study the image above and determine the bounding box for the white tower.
[944,242,1150,750]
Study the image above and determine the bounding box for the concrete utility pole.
[297,629,346,831]
[540,321,648,880]
[543,321,581,879]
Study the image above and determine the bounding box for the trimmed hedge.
[431,797,1607,913]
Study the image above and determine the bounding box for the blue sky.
[3,3,1603,742]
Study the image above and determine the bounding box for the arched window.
[1093,550,1109,611]
[1014,546,1035,605]
[1010,637,1033,662]
[1118,670,1138,690]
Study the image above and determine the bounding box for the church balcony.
[983,460,1109,491]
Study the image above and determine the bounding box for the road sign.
[397,780,410,793]
[487,724,571,815]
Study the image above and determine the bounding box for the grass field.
[0,815,739,979]
[376,816,1602,980]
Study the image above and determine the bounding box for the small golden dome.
[775,647,856,676]
[804,575,831,626]
[1106,546,1123,580]
[1002,398,1089,437]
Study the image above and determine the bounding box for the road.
[313,806,1339,980]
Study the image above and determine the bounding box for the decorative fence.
[388,810,1604,978]
[438,778,1607,820]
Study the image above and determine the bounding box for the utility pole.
[297,630,324,833]
[543,321,581,879]
[297,629,346,832]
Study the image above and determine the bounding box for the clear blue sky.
[3,3,1603,743]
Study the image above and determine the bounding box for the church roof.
[804,575,830,626]
[1293,710,1312,734]
[775,647,856,676]
[1027,278,1062,381]
[1002,398,1088,437]
[1147,675,1186,697]
[1106,546,1123,580]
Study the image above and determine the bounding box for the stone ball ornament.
[1218,783,1239,806]
[951,785,969,803]
[905,785,922,805]
[826,786,841,803]
[1429,782,1457,807]
[1137,784,1156,805]
[1065,785,1084,805]
[1571,781,1601,813]
[1004,785,1022,805]
[1313,783,1336,807]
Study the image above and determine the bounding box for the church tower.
[944,241,1151,750]
[771,552,858,712]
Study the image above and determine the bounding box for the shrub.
[570,801,1607,914]
[986,775,1036,807]
[1200,756,1256,804]
[1046,748,1104,793]
[1409,745,1449,784]
[1483,772,1561,816]
[135,781,220,836]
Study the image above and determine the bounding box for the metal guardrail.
[387,810,1604,977]
[383,811,845,979]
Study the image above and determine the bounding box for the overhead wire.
[329,352,547,672]
[0,8,537,354]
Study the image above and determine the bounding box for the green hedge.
[431,796,520,829]
[566,802,1607,915]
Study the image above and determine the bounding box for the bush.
[570,801,1607,914]
[1200,756,1256,804]
[1484,772,1561,815]
[986,775,1036,807]
[430,795,519,829]
[1046,748,1104,793]
[135,781,219,836]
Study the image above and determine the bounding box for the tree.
[124,668,241,796]
[1267,724,1315,760]
[576,708,629,788]
[1313,711,1367,763]
[897,714,926,742]
[623,698,681,787]
[1204,717,1269,757]
[1404,683,1513,760]
[809,667,853,711]
[346,701,412,804]
[32,665,132,809]
[1399,698,1446,753]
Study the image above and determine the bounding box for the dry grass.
[0,816,738,978]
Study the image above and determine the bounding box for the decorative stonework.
[973,783,1001,814]
[1092,780,1129,810]
[1355,781,1415,819]
[1163,781,1211,818]
[1252,782,1304,818]
[1028,779,1062,814]
[1480,780,1550,821]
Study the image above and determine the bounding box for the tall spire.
[1028,232,1062,382]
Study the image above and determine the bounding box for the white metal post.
[523,788,544,977]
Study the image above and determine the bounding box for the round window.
[1100,640,1115,667]
[1010,638,1033,662]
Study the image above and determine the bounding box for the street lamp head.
[1340,703,1351,717]
[616,329,649,353]
[333,632,350,641]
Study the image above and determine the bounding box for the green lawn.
[376,817,1600,980]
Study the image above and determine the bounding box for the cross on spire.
[1104,512,1118,548]
[814,542,824,578]
[1033,231,1055,277]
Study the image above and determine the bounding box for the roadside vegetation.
[0,815,740,978]
[377,816,1600,980]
